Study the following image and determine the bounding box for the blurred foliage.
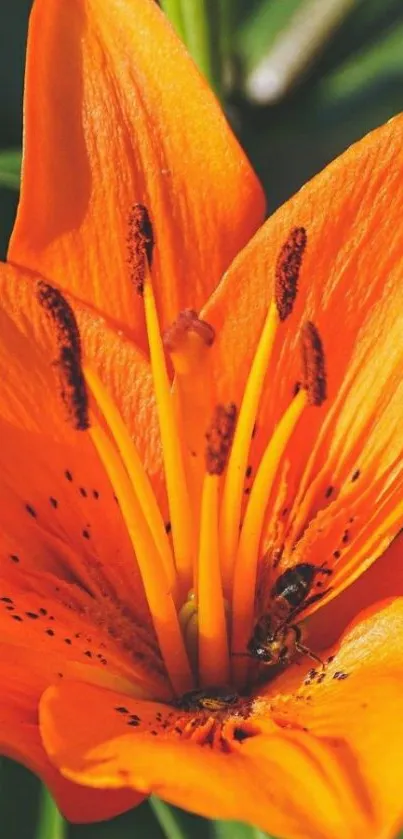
[0,0,403,837]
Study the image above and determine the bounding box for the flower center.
[38,207,327,699]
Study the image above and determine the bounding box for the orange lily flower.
[2,0,403,836]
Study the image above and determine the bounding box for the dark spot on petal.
[351,469,360,482]
[46,629,55,636]
[65,470,73,482]
[64,638,72,645]
[333,550,341,559]
[39,608,47,616]
[26,612,39,620]
[1,597,13,604]
[82,529,90,540]
[245,465,252,478]
[84,650,92,658]
[25,504,37,518]
[127,719,140,727]
[49,497,58,509]
[115,706,129,714]
[325,486,333,498]
[165,521,171,534]
[92,489,99,499]
[79,487,87,498]
[12,615,23,622]
[9,554,19,563]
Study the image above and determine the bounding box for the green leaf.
[319,19,403,102]
[236,0,303,74]
[0,149,21,190]
[213,821,277,839]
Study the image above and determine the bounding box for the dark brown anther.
[37,282,89,430]
[300,321,327,406]
[127,203,155,295]
[205,403,237,475]
[163,308,215,352]
[275,227,307,321]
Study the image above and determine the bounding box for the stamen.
[84,367,177,594]
[275,227,307,321]
[197,411,232,688]
[220,300,278,591]
[205,403,237,476]
[127,203,155,294]
[129,204,194,592]
[37,282,89,430]
[231,388,308,684]
[301,321,327,406]
[88,417,193,695]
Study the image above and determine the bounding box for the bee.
[175,686,239,712]
[247,563,332,667]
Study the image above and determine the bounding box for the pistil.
[143,272,195,595]
[164,309,216,563]
[198,474,229,686]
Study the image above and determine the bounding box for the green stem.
[219,0,232,68]
[35,787,66,839]
[180,0,222,94]
[159,0,186,42]
[149,797,188,839]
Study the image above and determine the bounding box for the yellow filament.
[143,278,194,593]
[88,417,193,696]
[198,474,230,687]
[220,301,279,592]
[231,388,307,684]
[84,366,176,595]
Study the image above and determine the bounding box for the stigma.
[40,206,327,697]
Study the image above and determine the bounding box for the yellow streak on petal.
[88,417,193,696]
[231,388,307,685]
[220,301,279,593]
[198,473,230,687]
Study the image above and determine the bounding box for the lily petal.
[9,0,265,346]
[0,262,171,686]
[205,114,403,602]
[39,684,365,839]
[0,666,141,822]
[268,597,403,839]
